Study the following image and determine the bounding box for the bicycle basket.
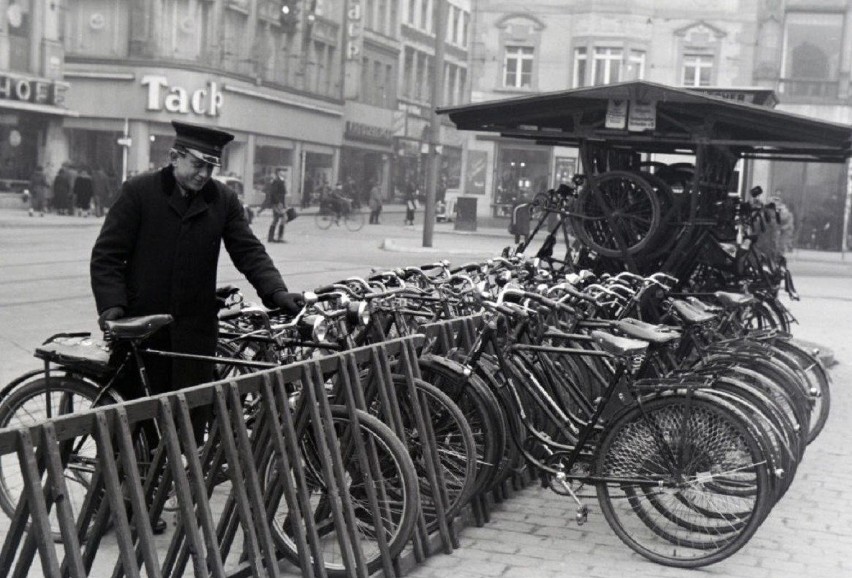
[35,333,112,375]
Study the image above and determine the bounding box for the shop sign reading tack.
[141,75,223,116]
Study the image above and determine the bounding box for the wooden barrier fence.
[0,335,464,578]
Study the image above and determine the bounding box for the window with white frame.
[407,0,416,25]
[592,47,622,85]
[625,49,645,80]
[460,11,468,47]
[504,45,534,88]
[573,47,587,87]
[682,54,713,86]
[420,0,429,31]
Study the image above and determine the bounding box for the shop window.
[441,146,462,194]
[254,145,293,192]
[495,147,550,208]
[63,128,124,182]
[771,161,844,250]
[503,46,534,89]
[0,115,42,182]
[682,54,713,87]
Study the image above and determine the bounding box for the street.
[0,209,506,385]
[0,210,851,577]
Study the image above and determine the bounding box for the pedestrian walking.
[404,186,418,226]
[27,165,49,217]
[52,165,72,215]
[92,166,112,217]
[73,167,94,217]
[266,168,288,243]
[368,181,383,224]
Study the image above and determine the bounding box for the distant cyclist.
[326,182,352,223]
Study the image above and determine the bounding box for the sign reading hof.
[0,73,70,108]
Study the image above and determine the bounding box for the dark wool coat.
[91,165,287,393]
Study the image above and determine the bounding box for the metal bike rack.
[0,335,463,578]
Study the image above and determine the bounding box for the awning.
[438,80,852,163]
[0,99,79,117]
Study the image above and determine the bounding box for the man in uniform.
[91,120,302,402]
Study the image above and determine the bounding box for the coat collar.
[160,165,217,220]
[159,164,217,204]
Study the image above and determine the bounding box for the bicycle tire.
[772,338,830,443]
[417,355,505,499]
[474,354,524,492]
[266,406,419,577]
[571,171,662,258]
[595,395,772,568]
[315,212,334,230]
[384,377,477,532]
[344,209,365,232]
[0,374,131,541]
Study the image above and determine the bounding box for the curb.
[380,238,501,255]
[0,216,105,229]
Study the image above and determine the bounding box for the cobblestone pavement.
[406,291,852,578]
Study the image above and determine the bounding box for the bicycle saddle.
[670,299,717,326]
[713,291,754,309]
[612,318,680,345]
[590,330,648,358]
[105,314,173,340]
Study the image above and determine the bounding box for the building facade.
[457,0,851,249]
[4,0,471,208]
[751,0,852,251]
[458,0,762,216]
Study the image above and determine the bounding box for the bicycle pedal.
[575,504,589,526]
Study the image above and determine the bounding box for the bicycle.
[216,289,478,538]
[459,291,777,567]
[0,309,421,575]
[315,198,365,231]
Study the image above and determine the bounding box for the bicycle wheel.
[0,374,129,540]
[772,338,830,443]
[418,355,505,499]
[315,211,334,230]
[595,396,772,568]
[268,407,419,577]
[378,377,477,532]
[571,171,662,258]
[344,209,365,232]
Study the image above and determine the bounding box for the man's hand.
[271,291,304,315]
[98,306,125,330]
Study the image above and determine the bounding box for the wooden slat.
[40,423,87,578]
[15,429,61,577]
